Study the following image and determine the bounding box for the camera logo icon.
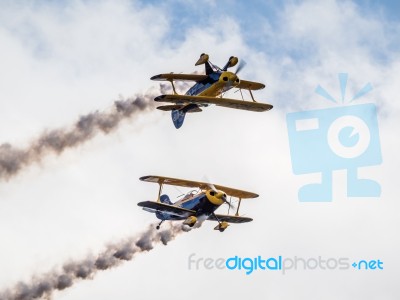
[286,74,382,202]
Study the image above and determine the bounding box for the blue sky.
[138,0,400,55]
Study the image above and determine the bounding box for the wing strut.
[235,197,242,216]
[239,89,245,101]
[168,79,178,95]
[157,182,163,202]
[248,89,256,102]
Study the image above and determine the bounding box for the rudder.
[160,194,173,205]
[171,109,186,129]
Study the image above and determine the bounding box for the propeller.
[235,59,247,75]
[228,59,246,87]
[202,176,235,210]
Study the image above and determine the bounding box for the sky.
[0,0,399,299]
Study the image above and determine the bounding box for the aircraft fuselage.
[186,71,239,98]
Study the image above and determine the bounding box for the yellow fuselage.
[197,71,239,97]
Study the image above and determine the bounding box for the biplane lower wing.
[138,201,195,217]
[207,214,253,223]
[140,175,258,199]
[151,73,208,82]
[138,201,252,223]
[154,94,273,112]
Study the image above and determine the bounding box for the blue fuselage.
[156,193,220,221]
[186,72,221,96]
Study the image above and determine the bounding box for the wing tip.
[258,103,273,112]
[154,95,167,102]
[150,74,162,80]
[139,175,155,182]
[242,193,258,199]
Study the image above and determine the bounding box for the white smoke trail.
[0,77,196,182]
[0,223,183,300]
[0,88,160,181]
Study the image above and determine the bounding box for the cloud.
[0,1,399,300]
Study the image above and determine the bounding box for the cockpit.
[177,189,199,202]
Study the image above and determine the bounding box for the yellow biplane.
[151,53,273,128]
[137,175,258,232]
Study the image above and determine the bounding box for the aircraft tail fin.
[160,194,173,205]
[171,104,201,128]
[171,109,186,129]
[204,61,214,75]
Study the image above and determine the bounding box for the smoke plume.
[0,223,183,300]
[0,88,159,181]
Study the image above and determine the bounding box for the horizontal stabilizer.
[157,104,202,113]
[157,105,184,111]
[138,201,195,217]
[186,106,202,113]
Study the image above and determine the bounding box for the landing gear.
[183,216,197,227]
[156,220,164,230]
[214,221,229,232]
[212,212,229,232]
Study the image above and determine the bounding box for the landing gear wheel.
[183,216,197,227]
[156,220,164,230]
[213,216,229,232]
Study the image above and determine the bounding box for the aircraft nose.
[221,72,238,84]
[227,73,239,86]
[218,192,227,201]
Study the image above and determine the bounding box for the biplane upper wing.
[151,73,208,82]
[137,201,195,217]
[235,79,265,90]
[207,214,253,223]
[154,95,273,112]
[140,175,258,199]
